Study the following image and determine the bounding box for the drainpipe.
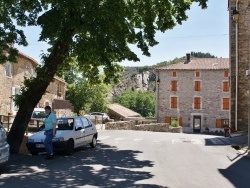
[235,0,239,132]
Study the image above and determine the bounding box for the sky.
[16,0,229,67]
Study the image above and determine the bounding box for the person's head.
[44,106,52,115]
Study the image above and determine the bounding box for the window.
[222,119,229,127]
[194,97,201,109]
[171,97,177,108]
[57,83,62,97]
[194,81,201,91]
[5,62,12,77]
[171,81,177,91]
[75,118,83,130]
[81,117,92,128]
[172,71,177,77]
[223,81,229,92]
[224,70,229,77]
[222,98,229,110]
[216,119,229,128]
[195,71,200,77]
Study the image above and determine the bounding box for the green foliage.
[114,91,155,118]
[154,57,186,67]
[171,119,178,127]
[190,52,216,58]
[66,77,109,115]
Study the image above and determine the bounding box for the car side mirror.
[75,127,83,131]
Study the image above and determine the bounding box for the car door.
[74,118,85,147]
[81,117,94,144]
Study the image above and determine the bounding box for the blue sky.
[16,0,229,67]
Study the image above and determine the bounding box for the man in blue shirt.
[44,106,57,160]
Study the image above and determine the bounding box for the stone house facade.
[229,0,250,131]
[156,57,230,133]
[0,52,73,117]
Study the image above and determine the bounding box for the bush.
[171,119,178,127]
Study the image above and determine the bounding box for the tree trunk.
[7,34,73,154]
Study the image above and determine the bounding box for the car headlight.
[52,137,64,142]
[27,139,34,143]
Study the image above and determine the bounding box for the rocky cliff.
[110,66,156,99]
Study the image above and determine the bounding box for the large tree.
[1,0,207,153]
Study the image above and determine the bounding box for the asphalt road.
[1,130,250,188]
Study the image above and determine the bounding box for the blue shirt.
[44,112,57,130]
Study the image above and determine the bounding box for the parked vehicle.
[85,112,110,123]
[29,108,46,126]
[26,116,98,155]
[0,122,9,164]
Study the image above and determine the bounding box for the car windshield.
[31,111,46,119]
[57,118,74,130]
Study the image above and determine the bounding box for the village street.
[1,130,250,188]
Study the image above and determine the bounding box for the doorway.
[193,115,201,133]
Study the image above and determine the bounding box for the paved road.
[1,130,250,188]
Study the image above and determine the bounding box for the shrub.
[171,119,178,127]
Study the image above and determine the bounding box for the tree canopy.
[0,0,208,153]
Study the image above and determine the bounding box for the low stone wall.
[105,121,182,133]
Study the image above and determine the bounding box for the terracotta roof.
[156,58,229,70]
[107,103,141,118]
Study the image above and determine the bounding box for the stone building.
[156,56,230,133]
[229,0,250,131]
[0,52,73,117]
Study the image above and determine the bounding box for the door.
[193,116,201,133]
[74,118,85,147]
[81,117,94,144]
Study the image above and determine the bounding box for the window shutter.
[172,71,177,77]
[178,116,182,126]
[216,119,221,128]
[165,116,171,124]
[224,70,229,77]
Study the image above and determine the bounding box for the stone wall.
[229,0,250,131]
[105,121,182,133]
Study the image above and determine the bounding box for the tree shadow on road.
[0,143,165,188]
[218,156,250,188]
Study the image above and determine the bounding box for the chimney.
[184,53,191,64]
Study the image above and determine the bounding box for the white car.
[26,116,98,155]
[0,123,9,164]
[29,108,46,126]
[85,112,110,123]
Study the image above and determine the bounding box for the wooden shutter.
[172,71,177,77]
[223,82,229,92]
[224,70,229,77]
[165,116,171,124]
[178,116,182,126]
[195,71,200,77]
[194,81,201,91]
[171,81,177,91]
[171,97,177,108]
[216,119,222,128]
[223,98,229,110]
[194,97,201,109]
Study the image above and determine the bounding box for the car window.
[31,111,46,119]
[75,118,83,130]
[57,118,74,130]
[81,117,92,128]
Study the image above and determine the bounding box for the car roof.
[57,116,90,119]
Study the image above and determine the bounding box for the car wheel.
[30,151,39,155]
[90,136,97,148]
[66,139,74,155]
